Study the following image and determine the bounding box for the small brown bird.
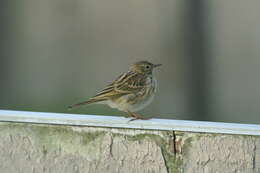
[69,61,161,121]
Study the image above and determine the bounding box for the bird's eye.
[146,65,150,69]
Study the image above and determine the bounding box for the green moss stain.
[181,136,193,159]
[0,123,106,157]
[33,125,106,157]
[161,144,183,173]
[127,133,163,142]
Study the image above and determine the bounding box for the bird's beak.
[153,64,162,68]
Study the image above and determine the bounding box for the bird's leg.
[126,110,151,121]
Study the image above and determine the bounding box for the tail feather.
[68,99,106,110]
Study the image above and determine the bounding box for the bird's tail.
[68,99,106,110]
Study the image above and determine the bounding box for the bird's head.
[130,61,162,74]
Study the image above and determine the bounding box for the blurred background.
[0,0,260,123]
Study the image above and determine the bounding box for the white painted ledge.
[0,109,260,136]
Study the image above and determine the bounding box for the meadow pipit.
[69,61,161,121]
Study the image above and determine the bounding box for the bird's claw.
[128,117,151,122]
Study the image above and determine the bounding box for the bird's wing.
[114,71,147,93]
[68,71,147,109]
[91,71,147,100]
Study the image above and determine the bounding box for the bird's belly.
[106,82,156,112]
[127,92,155,112]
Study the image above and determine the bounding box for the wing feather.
[68,71,147,109]
[91,71,147,99]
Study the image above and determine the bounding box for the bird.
[68,61,161,121]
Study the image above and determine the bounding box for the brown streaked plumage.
[68,61,161,121]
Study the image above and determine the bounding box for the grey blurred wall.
[207,0,260,123]
[0,0,260,124]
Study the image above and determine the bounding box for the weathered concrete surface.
[0,122,177,173]
[178,133,260,173]
[0,122,260,173]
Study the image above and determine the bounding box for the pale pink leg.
[126,110,151,121]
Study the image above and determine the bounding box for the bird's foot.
[127,111,151,122]
[129,117,151,122]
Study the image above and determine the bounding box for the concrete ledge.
[0,109,260,136]
[1,110,260,173]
